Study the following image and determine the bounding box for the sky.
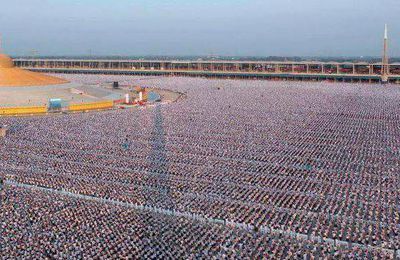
[0,0,399,57]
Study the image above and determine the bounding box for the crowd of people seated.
[2,186,393,259]
[1,75,400,258]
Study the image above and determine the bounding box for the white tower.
[381,24,389,83]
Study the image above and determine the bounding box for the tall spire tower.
[381,24,389,83]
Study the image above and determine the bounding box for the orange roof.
[0,54,68,87]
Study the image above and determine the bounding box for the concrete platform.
[0,83,125,107]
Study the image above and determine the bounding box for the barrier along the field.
[0,100,115,116]
[68,100,114,112]
[0,106,47,115]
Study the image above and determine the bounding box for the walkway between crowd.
[5,179,399,258]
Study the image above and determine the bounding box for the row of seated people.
[1,75,400,256]
[1,186,395,259]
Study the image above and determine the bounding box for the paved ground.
[0,83,126,107]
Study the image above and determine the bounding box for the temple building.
[0,53,68,87]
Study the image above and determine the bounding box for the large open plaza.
[1,75,400,258]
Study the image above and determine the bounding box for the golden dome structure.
[0,54,68,87]
[0,54,14,68]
